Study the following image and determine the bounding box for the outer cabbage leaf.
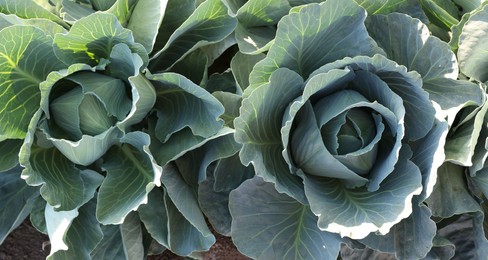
[0,13,66,36]
[230,52,265,92]
[0,25,64,140]
[53,12,148,67]
[247,0,383,92]
[149,0,237,71]
[0,140,23,171]
[126,0,167,53]
[457,4,488,83]
[234,0,291,54]
[0,166,39,244]
[235,68,307,203]
[229,176,343,259]
[97,131,162,225]
[45,177,102,259]
[365,12,484,125]
[148,72,225,143]
[0,0,67,27]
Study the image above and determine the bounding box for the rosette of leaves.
[0,0,240,259]
[229,0,483,259]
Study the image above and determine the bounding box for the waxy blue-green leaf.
[0,166,39,244]
[138,188,169,248]
[310,55,433,142]
[230,52,265,92]
[235,68,307,203]
[199,153,254,236]
[445,99,488,166]
[149,72,225,142]
[20,140,90,211]
[161,163,216,256]
[119,212,146,260]
[0,140,22,171]
[42,170,102,258]
[426,163,481,218]
[424,236,456,260]
[0,26,64,140]
[174,128,241,186]
[304,147,422,239]
[436,213,488,259]
[0,0,67,27]
[149,0,237,70]
[229,176,342,259]
[365,13,484,124]
[198,172,233,236]
[410,119,448,201]
[248,0,382,92]
[53,12,147,66]
[360,202,437,259]
[90,225,126,259]
[212,92,241,128]
[0,13,66,36]
[457,4,488,82]
[234,0,290,54]
[97,131,162,225]
[45,199,103,260]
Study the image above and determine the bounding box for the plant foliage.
[1,0,488,259]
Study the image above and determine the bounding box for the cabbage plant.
[229,0,484,259]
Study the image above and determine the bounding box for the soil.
[0,220,249,260]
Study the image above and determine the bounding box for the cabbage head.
[227,0,483,258]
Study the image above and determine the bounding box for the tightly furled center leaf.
[78,94,117,136]
[49,72,131,140]
[324,109,377,155]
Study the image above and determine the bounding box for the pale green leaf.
[457,4,488,82]
[0,26,64,139]
[0,0,67,27]
[0,13,66,36]
[127,0,167,53]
